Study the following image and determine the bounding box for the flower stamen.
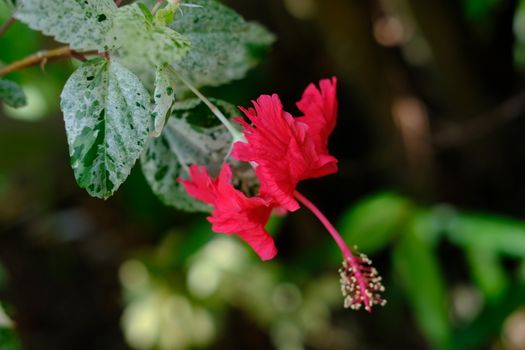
[339,254,386,311]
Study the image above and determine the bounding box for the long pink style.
[294,191,385,312]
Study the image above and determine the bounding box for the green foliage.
[0,5,40,65]
[151,64,175,137]
[154,3,178,27]
[465,246,508,302]
[11,0,274,203]
[0,301,20,350]
[0,79,26,108]
[120,221,340,350]
[61,58,150,199]
[15,0,117,51]
[338,192,411,254]
[452,281,525,350]
[462,0,501,20]
[0,0,16,10]
[2,1,524,348]
[393,228,452,350]
[15,0,190,66]
[0,328,21,350]
[141,99,236,212]
[170,0,275,89]
[447,213,525,257]
[108,3,190,68]
[448,212,525,301]
[335,192,525,349]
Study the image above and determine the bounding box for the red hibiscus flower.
[181,78,385,312]
[232,78,338,212]
[181,164,277,261]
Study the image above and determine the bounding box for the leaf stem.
[0,46,98,77]
[0,16,15,38]
[167,65,244,142]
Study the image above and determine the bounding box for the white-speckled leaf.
[141,98,236,212]
[15,0,117,51]
[0,79,26,108]
[169,0,275,88]
[108,4,190,68]
[150,64,175,137]
[61,58,151,199]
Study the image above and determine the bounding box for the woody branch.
[0,46,98,77]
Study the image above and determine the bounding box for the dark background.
[2,0,525,349]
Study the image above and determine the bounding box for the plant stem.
[0,46,97,77]
[294,190,373,311]
[167,65,244,142]
[293,191,352,258]
[0,16,15,38]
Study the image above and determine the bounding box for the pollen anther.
[339,254,386,312]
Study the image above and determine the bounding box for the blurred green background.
[3,0,525,349]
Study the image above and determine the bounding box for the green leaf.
[60,58,151,199]
[0,79,26,108]
[393,230,452,349]
[15,0,117,51]
[141,98,235,212]
[338,192,412,254]
[169,0,275,88]
[150,64,175,137]
[465,245,508,302]
[447,213,525,257]
[137,2,154,23]
[108,3,190,68]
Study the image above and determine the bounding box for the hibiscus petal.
[180,165,218,205]
[232,80,339,211]
[233,95,308,211]
[237,227,277,261]
[181,164,278,261]
[297,77,338,153]
[209,209,276,261]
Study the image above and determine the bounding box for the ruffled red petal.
[232,79,339,211]
[297,77,338,156]
[180,165,277,261]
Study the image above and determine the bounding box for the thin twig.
[0,46,97,77]
[0,16,15,37]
